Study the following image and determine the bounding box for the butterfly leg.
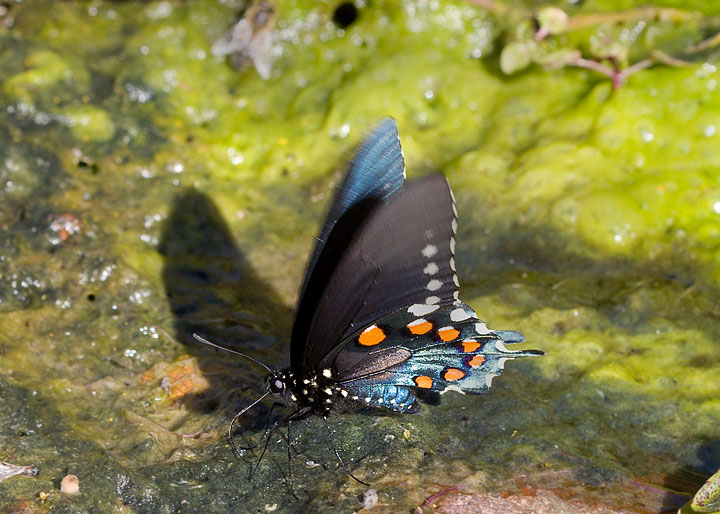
[251,416,284,479]
[250,408,310,480]
[323,416,370,486]
[286,419,300,500]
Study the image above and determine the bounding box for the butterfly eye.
[270,379,285,393]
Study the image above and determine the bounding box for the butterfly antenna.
[192,333,272,372]
[323,416,370,486]
[228,391,271,458]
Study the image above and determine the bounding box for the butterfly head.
[263,369,298,408]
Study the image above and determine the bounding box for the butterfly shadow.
[158,188,293,418]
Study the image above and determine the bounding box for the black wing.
[291,118,406,376]
[295,174,460,376]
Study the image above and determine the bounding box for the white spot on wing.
[440,384,466,395]
[322,368,332,378]
[450,308,471,322]
[451,219,458,234]
[495,341,509,352]
[453,291,459,300]
[498,357,509,370]
[449,257,456,271]
[425,295,440,304]
[422,244,438,258]
[447,179,456,202]
[408,303,440,316]
[475,322,491,334]
[426,279,442,291]
[423,262,439,275]
[450,237,456,254]
[452,274,459,287]
[408,318,428,327]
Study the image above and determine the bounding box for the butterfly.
[195,117,543,484]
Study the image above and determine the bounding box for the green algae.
[0,0,719,512]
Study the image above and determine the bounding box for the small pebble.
[362,488,378,510]
[60,474,80,495]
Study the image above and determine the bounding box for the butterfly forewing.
[291,118,406,378]
[301,174,460,376]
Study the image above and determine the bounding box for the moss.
[56,105,116,142]
[1,49,89,105]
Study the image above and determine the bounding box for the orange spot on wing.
[467,355,486,368]
[438,327,460,342]
[443,368,466,381]
[407,319,433,335]
[358,325,386,346]
[414,375,434,389]
[460,340,481,353]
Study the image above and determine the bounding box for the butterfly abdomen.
[341,382,419,413]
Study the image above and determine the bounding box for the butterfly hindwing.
[299,174,460,376]
[291,118,406,377]
[326,302,541,412]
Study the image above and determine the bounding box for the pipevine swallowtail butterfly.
[195,117,543,486]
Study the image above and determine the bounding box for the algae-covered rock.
[56,105,116,142]
[1,0,719,512]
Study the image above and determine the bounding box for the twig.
[566,7,700,31]
[615,58,654,86]
[684,30,720,53]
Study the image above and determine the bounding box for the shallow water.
[1,1,719,512]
